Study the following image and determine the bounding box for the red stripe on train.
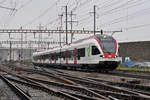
[74,48,77,64]
[66,50,68,64]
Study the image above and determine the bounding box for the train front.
[95,35,121,71]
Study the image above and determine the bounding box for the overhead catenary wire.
[97,0,150,19]
[79,0,139,24]
[16,0,33,11]
[70,0,92,12]
[0,0,33,29]
[101,7,150,27]
[76,0,125,26]
[23,0,60,27]
[0,0,6,4]
[96,0,123,11]
[77,0,150,31]
[0,5,17,11]
[75,0,147,27]
[123,23,150,30]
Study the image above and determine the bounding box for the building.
[119,41,150,62]
[0,47,36,61]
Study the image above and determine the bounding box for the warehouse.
[119,41,150,62]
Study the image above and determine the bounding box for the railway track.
[0,75,22,100]
[107,70,150,80]
[42,68,150,100]
[87,77,150,95]
[16,67,150,100]
[1,63,150,100]
[0,74,80,100]
[46,67,150,90]
[1,75,32,100]
[42,67,150,81]
[1,74,105,100]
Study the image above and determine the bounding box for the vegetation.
[117,65,150,72]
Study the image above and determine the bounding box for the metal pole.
[66,6,68,44]
[29,42,32,59]
[9,40,12,62]
[59,14,63,46]
[71,11,73,43]
[38,33,40,50]
[21,33,23,61]
[94,5,96,35]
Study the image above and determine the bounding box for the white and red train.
[32,34,121,71]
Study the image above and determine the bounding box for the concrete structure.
[119,41,150,62]
[0,47,36,61]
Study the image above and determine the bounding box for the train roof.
[33,34,114,56]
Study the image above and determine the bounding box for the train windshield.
[97,35,116,53]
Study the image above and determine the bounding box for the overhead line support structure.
[0,29,102,34]
[67,11,78,43]
[58,14,63,47]
[90,5,96,35]
[9,39,12,62]
[94,5,96,35]
[66,6,68,44]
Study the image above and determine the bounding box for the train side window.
[71,50,74,60]
[56,53,59,60]
[68,51,71,59]
[78,48,85,58]
[43,55,48,60]
[68,50,73,60]
[61,52,65,60]
[92,46,100,55]
[51,54,54,60]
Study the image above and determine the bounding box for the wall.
[119,41,150,62]
[0,48,36,61]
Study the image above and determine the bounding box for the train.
[32,34,121,72]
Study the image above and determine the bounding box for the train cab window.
[92,46,100,55]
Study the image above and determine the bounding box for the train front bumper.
[99,57,121,62]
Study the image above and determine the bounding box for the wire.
[97,0,123,11]
[0,0,6,4]
[17,0,32,11]
[76,0,124,26]
[98,0,149,18]
[124,23,150,30]
[97,0,136,17]
[101,7,150,27]
[23,0,60,27]
[66,0,71,6]
[44,17,60,27]
[70,0,92,12]
[0,5,17,10]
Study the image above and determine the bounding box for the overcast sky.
[0,0,150,47]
